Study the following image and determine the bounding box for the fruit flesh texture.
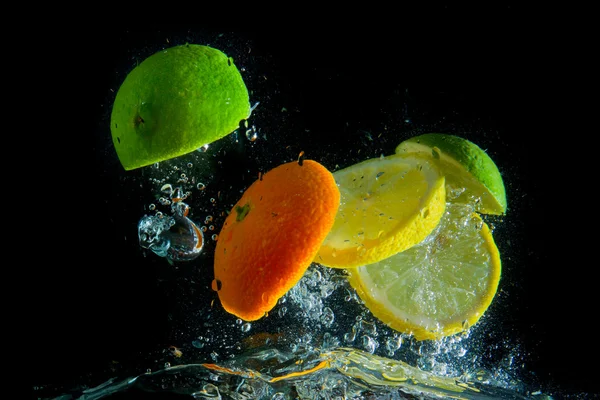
[396,133,506,215]
[111,44,250,170]
[316,154,446,268]
[347,204,502,340]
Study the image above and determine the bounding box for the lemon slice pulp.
[315,154,446,269]
[347,203,501,340]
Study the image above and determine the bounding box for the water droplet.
[164,362,171,368]
[241,322,251,332]
[385,335,402,356]
[362,335,377,354]
[246,125,258,141]
[344,331,356,343]
[320,307,335,327]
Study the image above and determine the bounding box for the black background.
[30,15,595,399]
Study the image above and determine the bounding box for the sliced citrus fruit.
[347,203,501,340]
[110,44,250,170]
[315,154,446,269]
[212,159,340,321]
[395,133,507,215]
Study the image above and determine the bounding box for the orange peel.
[212,159,340,321]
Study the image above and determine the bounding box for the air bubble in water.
[197,182,206,191]
[320,306,335,327]
[149,203,156,211]
[197,144,209,152]
[241,322,251,332]
[211,234,218,241]
[362,335,377,354]
[164,362,171,368]
[193,383,220,399]
[385,335,402,356]
[205,215,213,223]
[192,340,204,349]
[344,331,356,343]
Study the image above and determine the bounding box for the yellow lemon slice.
[315,154,446,269]
[347,203,501,340]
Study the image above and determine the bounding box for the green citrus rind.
[395,133,506,215]
[110,44,250,170]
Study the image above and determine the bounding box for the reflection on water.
[67,347,550,399]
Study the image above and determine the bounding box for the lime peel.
[395,133,507,215]
[110,44,250,170]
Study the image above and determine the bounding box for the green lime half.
[395,133,507,215]
[110,44,250,170]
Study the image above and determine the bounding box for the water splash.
[138,187,204,263]
[63,347,549,400]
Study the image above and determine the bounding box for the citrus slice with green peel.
[212,159,340,321]
[395,133,506,215]
[315,154,446,269]
[110,44,250,170]
[347,203,501,341]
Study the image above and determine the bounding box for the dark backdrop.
[30,20,594,398]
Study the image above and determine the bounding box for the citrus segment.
[212,159,340,321]
[110,44,250,170]
[315,154,446,269]
[395,133,506,215]
[347,203,501,340]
